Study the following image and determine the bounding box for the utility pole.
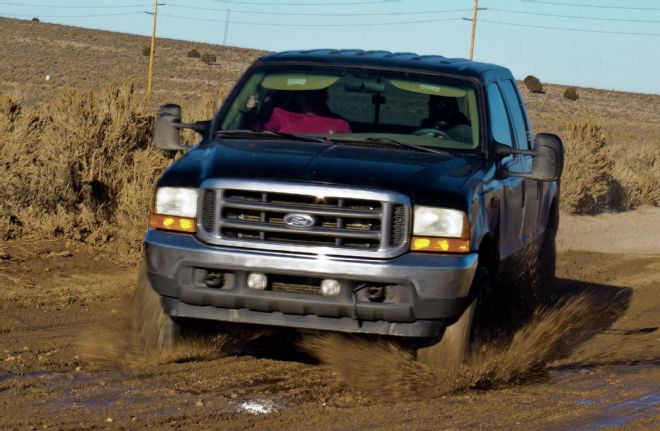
[146,0,159,98]
[469,0,479,61]
[223,9,231,46]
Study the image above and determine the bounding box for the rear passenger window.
[501,80,531,150]
[486,83,513,147]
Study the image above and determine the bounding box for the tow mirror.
[528,133,564,181]
[495,133,564,182]
[154,104,211,151]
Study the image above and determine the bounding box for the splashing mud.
[76,300,230,370]
[302,290,633,400]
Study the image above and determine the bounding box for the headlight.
[411,206,469,253]
[413,206,465,238]
[150,187,198,233]
[155,187,198,218]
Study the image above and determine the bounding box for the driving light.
[320,279,341,296]
[247,273,268,290]
[155,187,199,218]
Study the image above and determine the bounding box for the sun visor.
[260,74,340,90]
[389,80,467,97]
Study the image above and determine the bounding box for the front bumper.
[145,230,478,338]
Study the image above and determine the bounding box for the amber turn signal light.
[149,214,197,233]
[410,236,469,253]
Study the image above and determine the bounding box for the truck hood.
[158,138,485,204]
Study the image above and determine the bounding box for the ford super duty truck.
[133,49,564,369]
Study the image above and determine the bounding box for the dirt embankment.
[0,210,658,430]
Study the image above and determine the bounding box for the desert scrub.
[613,143,660,208]
[524,75,544,94]
[563,87,579,101]
[187,48,201,58]
[0,82,171,256]
[560,121,617,214]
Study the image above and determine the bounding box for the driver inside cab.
[420,95,472,143]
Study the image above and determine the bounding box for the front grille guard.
[196,179,411,258]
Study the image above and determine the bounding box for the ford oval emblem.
[283,213,316,229]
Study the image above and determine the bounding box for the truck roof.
[256,49,510,81]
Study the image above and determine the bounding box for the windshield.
[217,66,481,151]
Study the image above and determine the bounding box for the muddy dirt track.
[1,210,659,430]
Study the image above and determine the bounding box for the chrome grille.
[196,179,411,258]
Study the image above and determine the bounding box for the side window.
[486,82,513,147]
[501,80,531,150]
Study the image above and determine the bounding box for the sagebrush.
[0,81,234,258]
[0,83,170,256]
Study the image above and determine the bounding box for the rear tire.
[131,266,181,354]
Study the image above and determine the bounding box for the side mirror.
[154,104,188,151]
[154,104,212,151]
[494,134,564,182]
[528,133,564,181]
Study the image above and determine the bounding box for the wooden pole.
[146,0,159,98]
[469,0,479,61]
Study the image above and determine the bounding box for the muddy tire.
[131,266,181,354]
[534,204,559,305]
[417,296,478,371]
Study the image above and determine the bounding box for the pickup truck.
[133,49,564,369]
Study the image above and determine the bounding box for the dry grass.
[1,17,658,254]
[560,121,615,214]
[0,83,169,256]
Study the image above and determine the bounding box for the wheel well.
[477,234,498,280]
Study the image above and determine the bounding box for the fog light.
[247,273,268,290]
[321,279,341,296]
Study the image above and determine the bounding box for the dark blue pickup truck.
[134,50,563,369]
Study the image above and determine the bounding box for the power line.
[158,12,462,27]
[212,0,399,6]
[0,1,151,8]
[521,0,660,11]
[167,4,471,17]
[476,18,660,37]
[488,8,660,24]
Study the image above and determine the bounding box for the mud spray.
[77,288,630,399]
[301,291,632,400]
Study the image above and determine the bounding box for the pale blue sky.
[2,0,659,94]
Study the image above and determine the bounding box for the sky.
[2,0,660,94]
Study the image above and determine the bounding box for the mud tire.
[417,296,479,371]
[131,266,181,354]
[534,203,559,306]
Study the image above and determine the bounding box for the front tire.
[131,266,181,354]
[417,296,478,372]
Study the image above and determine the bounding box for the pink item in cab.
[262,107,351,134]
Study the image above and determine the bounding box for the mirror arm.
[172,120,211,136]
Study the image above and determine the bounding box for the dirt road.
[1,210,658,430]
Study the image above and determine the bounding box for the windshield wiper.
[216,129,327,144]
[327,136,453,157]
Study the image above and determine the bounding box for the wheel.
[533,203,559,306]
[412,128,451,140]
[130,265,182,354]
[417,296,478,372]
[416,272,489,371]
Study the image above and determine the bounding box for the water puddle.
[238,399,280,415]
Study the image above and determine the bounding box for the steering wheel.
[412,128,451,140]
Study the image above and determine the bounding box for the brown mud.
[0,218,659,430]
